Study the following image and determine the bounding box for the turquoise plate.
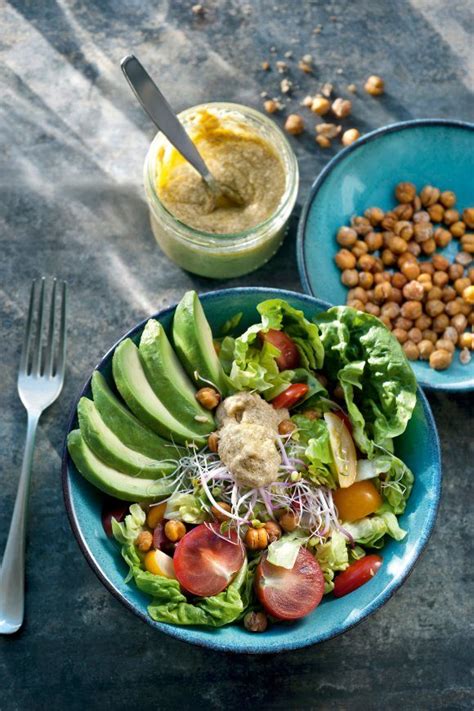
[297,119,474,392]
[63,288,441,653]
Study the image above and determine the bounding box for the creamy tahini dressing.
[156,110,286,234]
[216,392,288,488]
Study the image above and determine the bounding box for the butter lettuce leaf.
[315,307,417,454]
[342,508,407,549]
[315,530,350,593]
[164,493,209,523]
[267,531,307,569]
[290,416,337,488]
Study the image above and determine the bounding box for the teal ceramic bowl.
[297,119,474,392]
[63,288,441,653]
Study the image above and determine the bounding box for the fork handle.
[0,411,39,634]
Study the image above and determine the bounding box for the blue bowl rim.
[296,118,474,393]
[62,286,442,654]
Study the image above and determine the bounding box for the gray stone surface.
[0,1,473,709]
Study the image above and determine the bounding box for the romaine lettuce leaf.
[315,307,417,453]
[315,530,350,593]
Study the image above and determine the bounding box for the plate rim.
[62,286,442,654]
[296,118,474,393]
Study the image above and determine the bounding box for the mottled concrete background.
[0,1,473,709]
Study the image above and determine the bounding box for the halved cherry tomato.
[255,548,325,620]
[272,383,309,410]
[333,555,382,598]
[324,412,357,488]
[173,523,245,597]
[333,480,383,523]
[260,329,300,370]
[334,409,353,435]
[101,497,129,537]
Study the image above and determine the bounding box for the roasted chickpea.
[351,215,372,235]
[392,272,408,289]
[401,300,422,320]
[425,299,444,318]
[448,263,464,281]
[244,611,268,633]
[427,286,443,301]
[432,314,450,334]
[387,235,408,254]
[413,222,433,243]
[164,520,186,542]
[407,327,422,344]
[381,213,397,231]
[451,313,468,333]
[434,227,452,248]
[284,114,305,135]
[211,502,232,521]
[374,281,392,303]
[433,271,449,288]
[364,231,383,251]
[394,220,413,241]
[418,339,435,360]
[435,338,455,354]
[278,420,297,436]
[413,210,430,224]
[458,332,473,349]
[429,349,452,370]
[427,204,445,223]
[337,226,358,247]
[364,207,385,225]
[406,241,422,256]
[358,272,374,290]
[358,254,376,272]
[264,521,282,544]
[335,249,356,270]
[420,185,440,207]
[365,302,381,316]
[421,238,436,255]
[450,221,466,238]
[418,274,433,293]
[443,208,459,225]
[395,182,416,204]
[401,261,420,281]
[381,249,396,266]
[403,280,425,301]
[463,285,474,303]
[302,408,321,420]
[278,510,298,532]
[462,208,474,229]
[420,262,435,275]
[341,269,359,287]
[456,250,473,266]
[392,327,408,344]
[403,340,419,360]
[445,299,462,317]
[440,190,456,208]
[412,195,422,211]
[398,251,417,266]
[415,314,432,330]
[372,257,384,274]
[457,297,471,316]
[245,526,268,550]
[461,234,474,253]
[196,387,221,409]
[430,254,448,272]
[352,240,369,258]
[468,267,474,283]
[393,203,414,220]
[422,329,438,344]
[349,287,369,304]
[364,75,385,95]
[391,287,403,304]
[136,530,153,552]
[442,326,459,344]
[381,302,400,320]
[395,316,414,331]
[454,277,471,295]
[208,432,219,452]
[442,286,457,303]
[379,315,392,329]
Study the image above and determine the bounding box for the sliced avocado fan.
[139,319,214,435]
[91,371,184,461]
[78,397,177,478]
[67,430,176,502]
[172,290,228,395]
[112,339,207,445]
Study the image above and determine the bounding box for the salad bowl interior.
[63,287,441,653]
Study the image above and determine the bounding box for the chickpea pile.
[334,182,474,370]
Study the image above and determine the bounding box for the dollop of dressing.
[156,110,286,234]
[216,392,288,488]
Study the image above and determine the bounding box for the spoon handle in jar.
[121,54,215,185]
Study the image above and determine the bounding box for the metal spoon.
[121,54,243,207]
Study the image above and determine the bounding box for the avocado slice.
[91,371,183,461]
[172,291,228,395]
[139,319,214,436]
[67,430,175,502]
[112,339,206,445]
[78,397,177,478]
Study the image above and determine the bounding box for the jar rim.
[143,102,299,244]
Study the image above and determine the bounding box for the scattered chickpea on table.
[334,183,474,371]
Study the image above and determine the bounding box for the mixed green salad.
[68,291,417,631]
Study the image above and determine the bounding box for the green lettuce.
[111,504,146,545]
[291,416,337,488]
[267,531,307,569]
[375,451,414,515]
[228,299,324,398]
[315,307,417,454]
[164,493,209,524]
[315,530,350,593]
[342,507,407,548]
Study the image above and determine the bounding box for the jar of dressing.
[143,103,299,279]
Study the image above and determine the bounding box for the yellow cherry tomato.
[333,480,383,523]
[144,549,176,579]
[324,412,357,488]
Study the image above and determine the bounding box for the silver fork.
[0,278,67,634]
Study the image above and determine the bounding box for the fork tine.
[31,278,46,376]
[55,281,67,378]
[43,278,57,376]
[19,280,37,375]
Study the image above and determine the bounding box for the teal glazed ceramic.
[297,120,474,392]
[63,288,441,653]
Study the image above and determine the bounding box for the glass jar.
[143,102,299,279]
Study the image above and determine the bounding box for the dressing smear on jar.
[155,109,286,234]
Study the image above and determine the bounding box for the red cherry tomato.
[173,523,245,597]
[101,497,129,537]
[333,555,383,598]
[334,409,353,435]
[255,548,325,620]
[272,383,309,410]
[260,329,300,370]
